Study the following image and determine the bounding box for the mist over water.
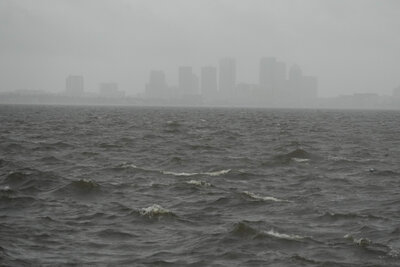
[1,105,400,266]
[1,0,400,102]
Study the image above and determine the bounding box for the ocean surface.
[1,105,400,266]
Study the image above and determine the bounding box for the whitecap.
[162,171,198,177]
[344,234,371,247]
[120,162,138,169]
[243,191,287,202]
[162,169,231,177]
[1,185,10,191]
[265,229,304,240]
[292,158,310,163]
[388,247,400,257]
[328,156,348,161]
[186,180,211,187]
[203,169,231,176]
[139,204,173,218]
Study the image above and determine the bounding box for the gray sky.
[1,0,399,97]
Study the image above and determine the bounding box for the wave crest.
[186,180,211,187]
[117,163,230,177]
[139,204,175,218]
[243,191,287,202]
[163,169,231,177]
[265,229,304,240]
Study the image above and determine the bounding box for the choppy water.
[1,105,400,266]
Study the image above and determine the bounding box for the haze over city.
[1,0,400,99]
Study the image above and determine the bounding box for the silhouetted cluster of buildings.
[145,57,318,106]
[65,75,125,98]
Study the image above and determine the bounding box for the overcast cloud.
[1,0,399,97]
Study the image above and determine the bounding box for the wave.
[344,233,399,258]
[139,204,175,218]
[163,169,231,177]
[186,180,212,187]
[344,234,371,247]
[327,156,350,162]
[70,179,99,190]
[318,211,386,221]
[53,179,100,197]
[96,229,136,240]
[243,191,288,202]
[116,162,230,177]
[269,148,316,165]
[162,171,199,177]
[231,221,259,237]
[0,185,11,192]
[230,221,305,241]
[3,169,59,193]
[264,229,304,240]
[292,158,310,163]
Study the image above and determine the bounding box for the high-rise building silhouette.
[259,57,286,100]
[219,58,236,98]
[393,86,400,98]
[146,70,167,98]
[259,57,275,95]
[179,66,198,95]
[288,65,317,104]
[65,75,84,96]
[201,66,217,100]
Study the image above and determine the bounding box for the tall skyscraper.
[201,66,217,100]
[65,75,84,96]
[219,58,236,97]
[259,57,286,100]
[259,57,276,95]
[145,70,167,98]
[288,64,302,82]
[179,66,198,95]
[288,65,318,104]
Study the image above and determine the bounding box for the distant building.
[288,65,317,105]
[145,70,168,98]
[393,86,400,98]
[99,82,124,98]
[219,58,236,98]
[287,64,302,101]
[201,66,217,100]
[66,75,84,96]
[259,57,286,101]
[259,57,276,96]
[179,66,198,95]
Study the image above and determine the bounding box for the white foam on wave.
[1,185,10,191]
[119,162,230,177]
[388,247,400,257]
[328,156,348,161]
[204,169,231,176]
[243,191,286,202]
[186,180,211,187]
[162,171,198,176]
[344,234,371,247]
[120,162,138,169]
[265,229,304,240]
[139,204,173,217]
[292,158,310,163]
[163,169,231,177]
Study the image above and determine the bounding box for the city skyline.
[1,1,400,99]
[144,56,317,106]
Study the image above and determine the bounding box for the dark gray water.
[1,105,400,266]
